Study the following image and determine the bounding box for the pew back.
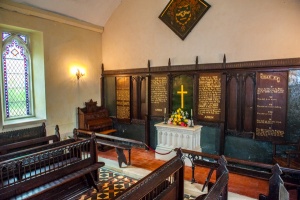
[0,123,46,146]
[259,164,289,200]
[196,156,229,200]
[0,137,101,199]
[114,148,185,200]
[0,123,58,155]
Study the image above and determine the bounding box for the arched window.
[1,32,33,120]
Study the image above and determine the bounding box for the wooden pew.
[195,156,229,200]
[0,134,105,199]
[259,163,289,200]
[0,123,47,147]
[0,123,59,155]
[0,123,47,155]
[75,129,144,168]
[114,148,185,200]
[0,129,77,163]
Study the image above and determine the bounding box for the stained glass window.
[1,32,33,119]
[2,32,11,41]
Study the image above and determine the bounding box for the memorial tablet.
[198,73,225,122]
[151,75,168,116]
[116,77,131,120]
[255,72,287,141]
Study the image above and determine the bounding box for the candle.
[191,109,193,117]
[164,108,166,114]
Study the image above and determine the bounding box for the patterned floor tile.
[77,167,196,200]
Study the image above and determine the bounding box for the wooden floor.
[98,147,273,199]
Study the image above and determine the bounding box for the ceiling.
[10,0,122,27]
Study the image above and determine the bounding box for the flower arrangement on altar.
[168,108,190,126]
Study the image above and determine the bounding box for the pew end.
[195,156,229,200]
[258,164,289,200]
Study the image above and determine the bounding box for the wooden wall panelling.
[244,73,256,133]
[225,72,256,138]
[132,75,147,119]
[132,76,138,119]
[102,57,300,156]
[100,64,105,106]
[226,73,238,132]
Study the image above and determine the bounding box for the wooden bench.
[0,134,105,199]
[259,164,289,200]
[114,148,185,200]
[0,124,60,155]
[75,129,144,168]
[195,156,229,200]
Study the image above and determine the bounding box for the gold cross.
[177,85,187,108]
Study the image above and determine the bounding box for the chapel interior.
[1,0,300,199]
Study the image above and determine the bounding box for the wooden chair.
[272,139,300,169]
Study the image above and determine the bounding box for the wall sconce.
[76,68,85,80]
[73,68,85,80]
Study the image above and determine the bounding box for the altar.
[155,122,202,166]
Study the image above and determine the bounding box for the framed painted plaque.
[255,72,288,141]
[159,0,210,40]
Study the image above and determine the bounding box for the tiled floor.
[78,167,138,199]
[78,167,198,200]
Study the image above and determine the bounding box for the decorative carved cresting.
[103,57,300,76]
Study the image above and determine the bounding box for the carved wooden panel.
[132,76,146,119]
[226,72,256,137]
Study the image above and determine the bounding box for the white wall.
[103,0,300,69]
[1,5,102,137]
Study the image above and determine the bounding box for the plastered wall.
[103,0,300,69]
[0,7,102,137]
